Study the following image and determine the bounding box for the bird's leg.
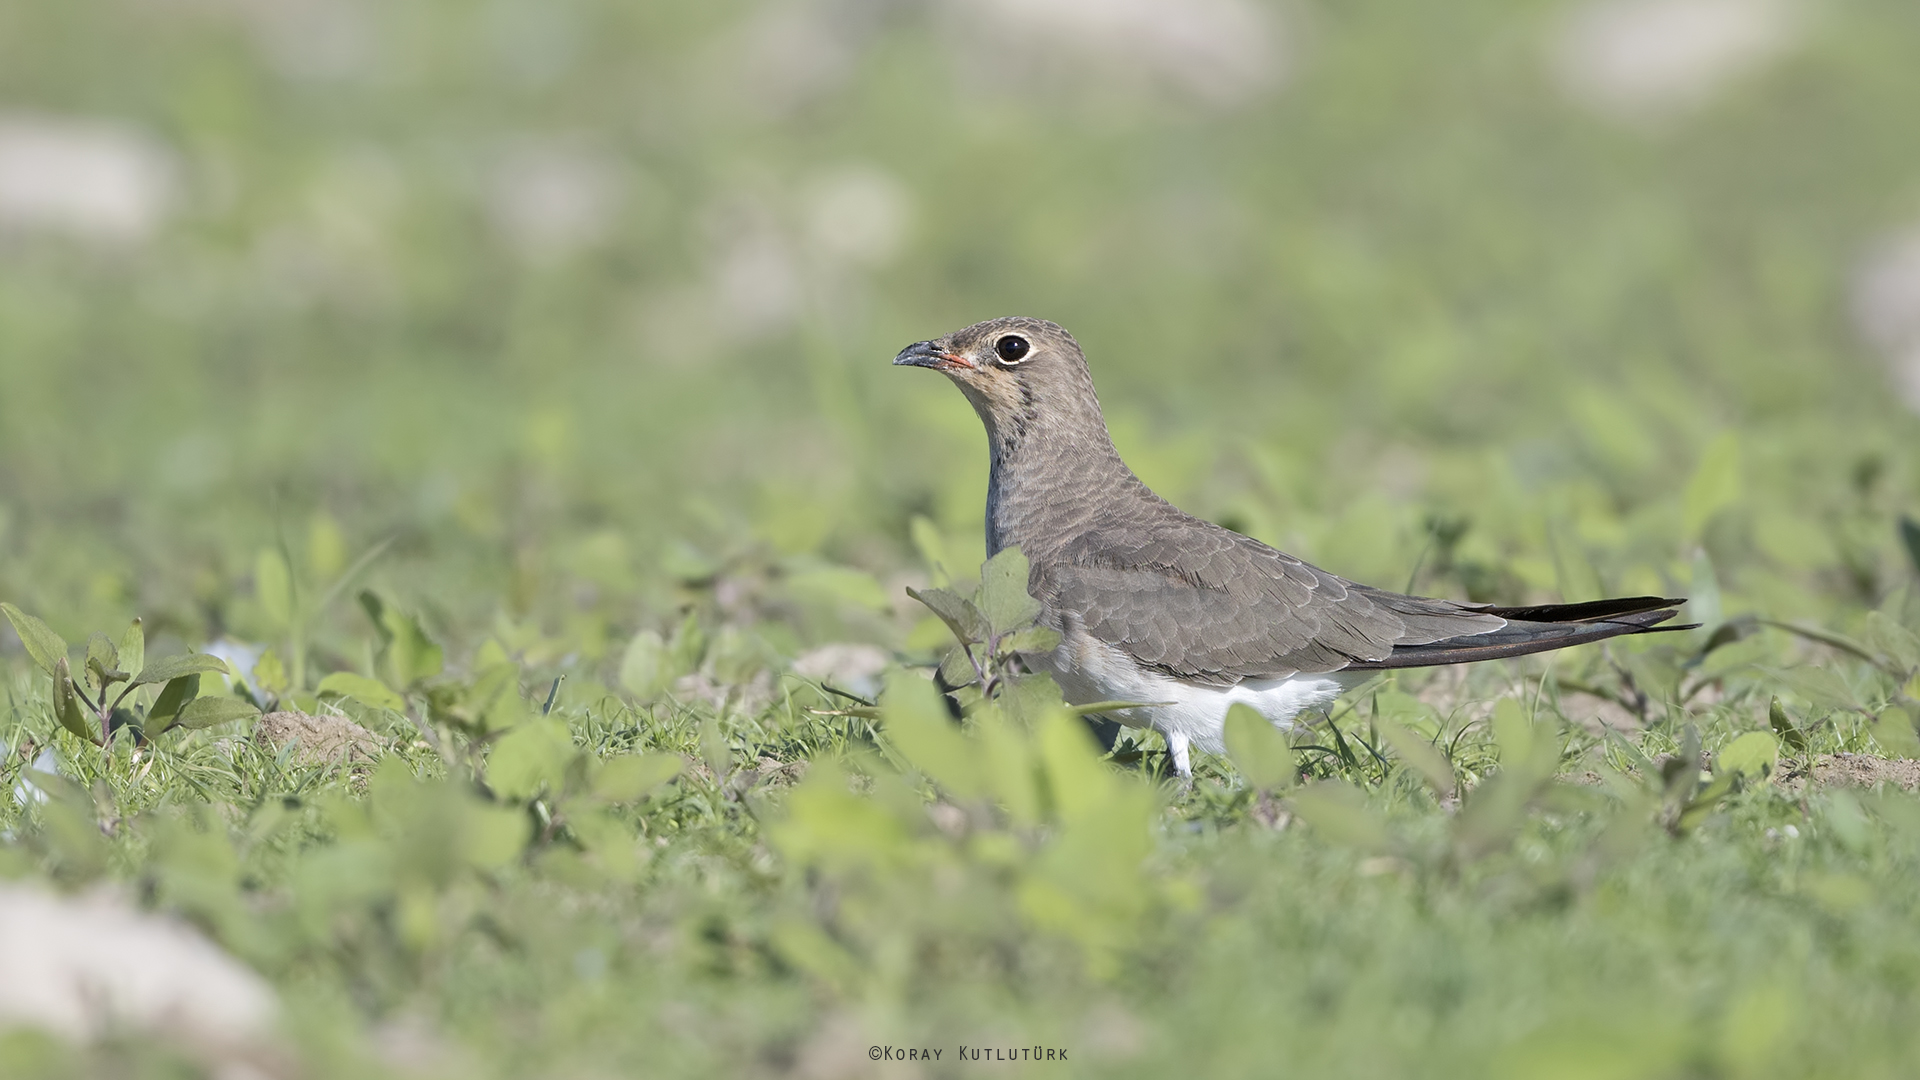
[1165,731,1193,781]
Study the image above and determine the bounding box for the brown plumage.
[895,316,1684,775]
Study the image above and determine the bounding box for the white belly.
[1027,632,1362,774]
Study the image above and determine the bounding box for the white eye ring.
[994,335,1031,364]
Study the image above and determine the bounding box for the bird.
[893,316,1685,777]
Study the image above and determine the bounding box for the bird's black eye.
[994,335,1030,364]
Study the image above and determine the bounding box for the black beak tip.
[893,341,943,368]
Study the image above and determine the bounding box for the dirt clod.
[1780,753,1920,792]
[254,711,382,765]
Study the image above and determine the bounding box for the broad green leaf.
[84,632,125,694]
[1035,706,1123,825]
[1001,626,1063,655]
[1865,612,1920,674]
[461,663,526,733]
[908,514,952,587]
[1288,780,1392,853]
[316,672,406,712]
[618,630,667,700]
[256,547,294,629]
[591,754,683,803]
[134,652,231,688]
[308,513,347,580]
[253,648,289,696]
[459,803,528,870]
[1493,698,1534,771]
[1683,432,1741,541]
[937,647,978,688]
[978,546,1041,635]
[1376,719,1456,798]
[972,708,1042,825]
[1871,704,1920,760]
[116,619,143,687]
[906,586,987,645]
[381,604,443,687]
[1223,703,1295,791]
[175,695,260,730]
[144,674,200,735]
[881,676,987,799]
[52,658,97,744]
[1769,696,1811,754]
[487,718,577,801]
[2,603,68,676]
[1716,731,1780,780]
[700,713,731,777]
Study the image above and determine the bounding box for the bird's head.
[892,316,1101,448]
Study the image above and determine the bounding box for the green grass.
[3,0,1920,1075]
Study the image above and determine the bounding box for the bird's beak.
[893,341,972,371]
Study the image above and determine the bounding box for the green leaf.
[906,586,987,645]
[1901,515,1920,578]
[618,630,667,700]
[1288,780,1393,853]
[175,695,260,730]
[1865,612,1920,674]
[143,674,200,735]
[1683,432,1741,541]
[52,658,97,744]
[453,662,526,734]
[253,648,289,696]
[978,546,1041,635]
[116,619,143,688]
[1871,704,1920,760]
[881,676,988,799]
[908,514,952,587]
[2,603,69,676]
[316,671,407,713]
[937,647,978,688]
[1768,696,1811,754]
[1716,731,1780,780]
[133,652,232,688]
[1492,698,1534,771]
[256,547,294,629]
[378,601,443,687]
[488,718,578,801]
[591,754,683,803]
[1001,626,1063,655]
[1223,703,1295,791]
[84,632,125,694]
[1376,719,1457,799]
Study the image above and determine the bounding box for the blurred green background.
[3,0,1916,654]
[6,0,1920,1076]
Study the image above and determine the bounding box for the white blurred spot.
[720,1,871,115]
[951,0,1288,106]
[0,884,276,1046]
[791,643,891,700]
[204,639,263,690]
[486,143,622,262]
[1851,227,1920,413]
[715,227,801,335]
[1550,0,1799,124]
[804,167,912,266]
[0,115,177,243]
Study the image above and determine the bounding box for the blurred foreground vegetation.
[4,0,1920,1076]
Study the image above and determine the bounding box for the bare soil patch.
[254,711,382,766]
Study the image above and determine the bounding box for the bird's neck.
[978,399,1137,562]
